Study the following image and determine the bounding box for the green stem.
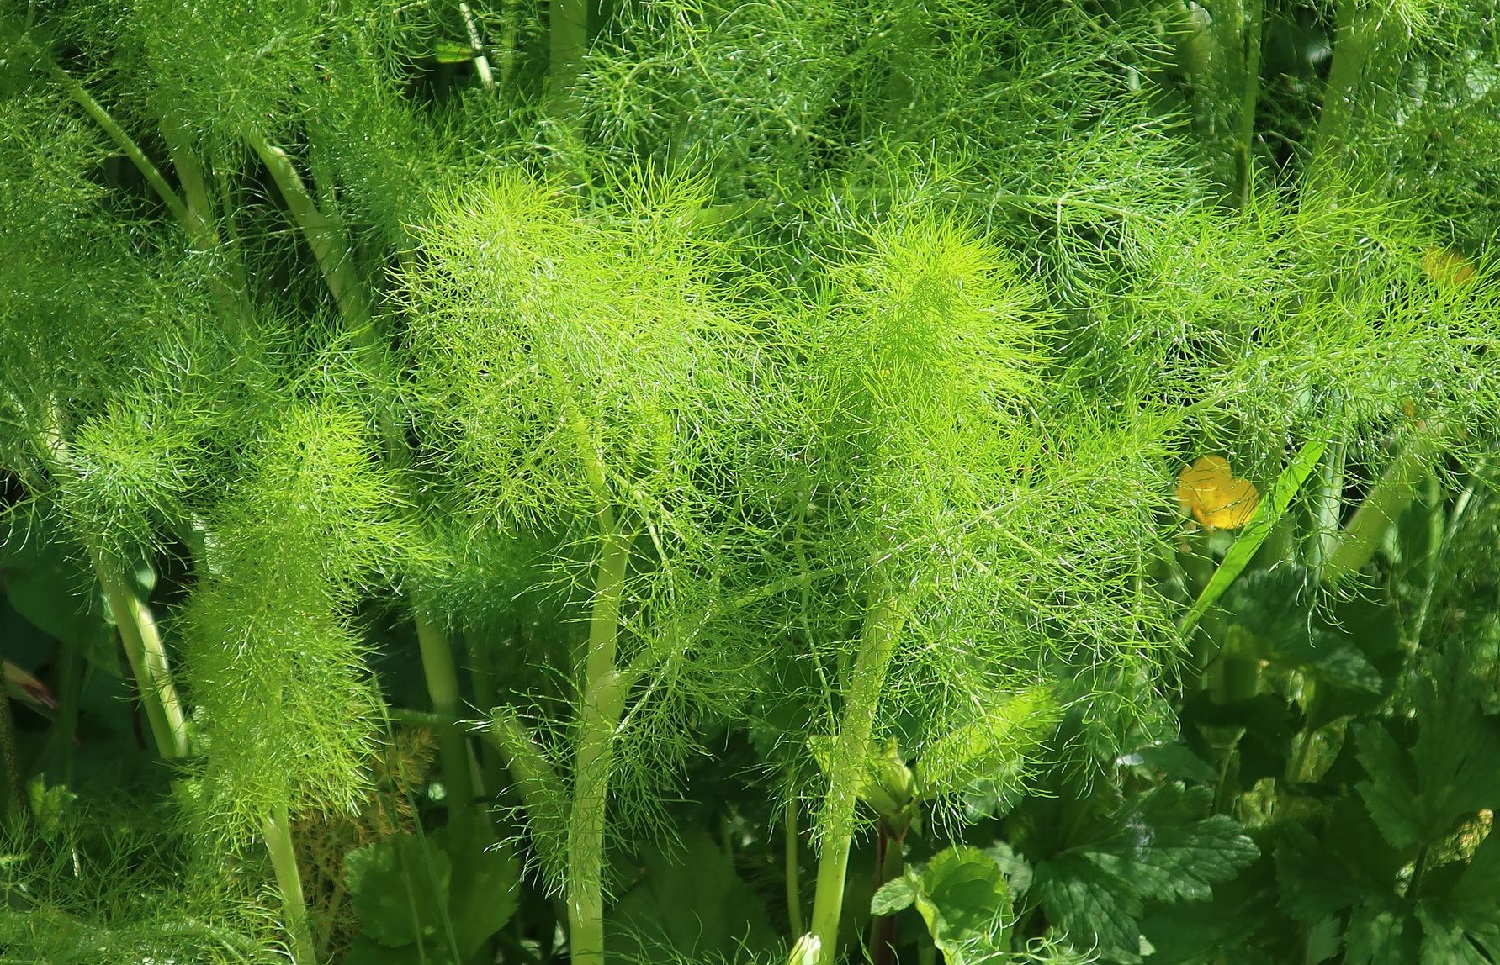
[1177,0,1246,195]
[469,633,507,795]
[36,53,190,225]
[460,2,496,89]
[1324,422,1445,583]
[785,785,804,938]
[1411,466,1481,647]
[415,604,479,843]
[95,555,189,759]
[263,803,317,965]
[809,582,907,963]
[1234,0,1264,206]
[1309,0,1409,192]
[487,705,568,855]
[160,116,251,292]
[567,528,631,965]
[248,132,370,325]
[1304,437,1347,578]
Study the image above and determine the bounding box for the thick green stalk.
[35,53,189,226]
[1233,0,1264,206]
[248,132,370,325]
[1304,437,1347,578]
[33,409,189,762]
[416,605,479,844]
[785,787,804,937]
[160,116,252,310]
[1309,0,1410,193]
[809,584,907,963]
[1313,0,1380,170]
[567,527,630,965]
[1324,422,1445,582]
[1177,0,1247,195]
[94,555,189,759]
[263,803,317,965]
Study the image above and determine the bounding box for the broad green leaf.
[878,846,1010,965]
[344,832,454,949]
[914,847,1011,964]
[1343,905,1414,965]
[985,841,1032,897]
[1416,906,1493,965]
[1,502,114,669]
[607,829,777,961]
[1180,437,1327,635]
[870,876,917,916]
[1352,723,1423,850]
[1139,862,1273,965]
[1413,833,1500,961]
[1354,674,1500,851]
[1032,785,1258,961]
[1274,823,1374,921]
[342,935,455,965]
[432,824,521,959]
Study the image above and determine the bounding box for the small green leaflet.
[871,846,1012,965]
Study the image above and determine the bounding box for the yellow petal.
[1177,455,1260,530]
[1422,248,1476,288]
[1197,476,1260,530]
[1176,455,1232,510]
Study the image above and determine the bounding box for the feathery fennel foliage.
[2,0,1499,963]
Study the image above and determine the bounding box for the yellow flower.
[1421,248,1476,288]
[1176,455,1260,531]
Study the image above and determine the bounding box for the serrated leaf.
[433,825,521,958]
[1344,905,1413,965]
[1034,855,1143,961]
[1139,862,1273,965]
[1415,905,1493,965]
[1354,675,1500,851]
[1353,722,1422,849]
[607,829,777,961]
[871,877,917,916]
[344,833,453,948]
[1414,832,1500,960]
[899,846,1011,965]
[1032,785,1257,961]
[1274,823,1371,921]
[985,841,1032,896]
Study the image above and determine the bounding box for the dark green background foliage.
[1,0,1499,963]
